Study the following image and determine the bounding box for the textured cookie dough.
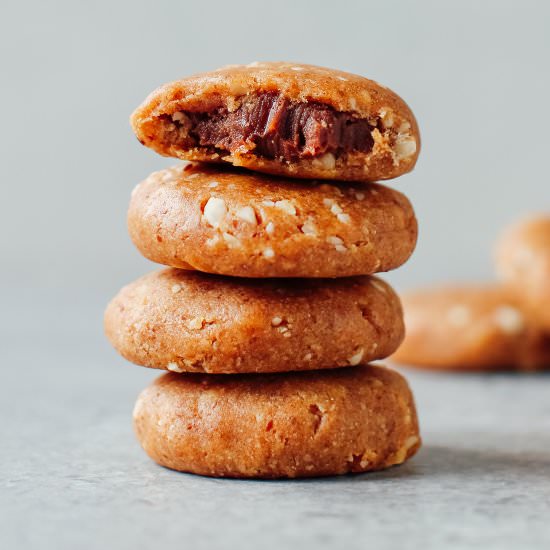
[133,365,421,479]
[495,214,550,331]
[131,62,420,182]
[391,285,550,371]
[104,268,404,374]
[128,163,417,278]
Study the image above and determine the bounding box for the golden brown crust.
[391,285,550,371]
[495,214,550,330]
[133,365,421,479]
[104,268,404,374]
[131,62,420,182]
[128,163,417,278]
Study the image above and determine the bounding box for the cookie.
[104,268,404,374]
[131,62,420,182]
[495,214,550,330]
[128,163,417,278]
[391,285,550,371]
[133,364,421,479]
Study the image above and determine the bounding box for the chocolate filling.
[171,93,375,161]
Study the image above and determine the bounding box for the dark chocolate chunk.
[183,93,374,160]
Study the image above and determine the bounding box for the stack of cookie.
[392,214,550,371]
[105,62,422,478]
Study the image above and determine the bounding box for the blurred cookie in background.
[391,285,550,371]
[495,214,550,331]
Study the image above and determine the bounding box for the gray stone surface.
[2,297,549,550]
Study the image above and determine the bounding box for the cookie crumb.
[171,111,189,124]
[166,361,184,373]
[394,137,417,161]
[187,317,204,330]
[329,202,343,215]
[274,199,297,216]
[203,197,227,228]
[327,236,347,252]
[300,218,317,236]
[271,316,283,327]
[348,348,364,366]
[262,247,275,259]
[222,232,242,248]
[312,153,336,170]
[379,108,394,129]
[398,121,411,133]
[205,235,220,247]
[235,206,257,225]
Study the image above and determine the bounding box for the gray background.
[1,1,549,549]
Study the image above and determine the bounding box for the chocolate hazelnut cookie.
[133,365,421,478]
[128,163,417,278]
[495,214,550,331]
[131,62,420,182]
[104,268,404,374]
[391,285,550,371]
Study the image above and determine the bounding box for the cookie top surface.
[391,285,550,371]
[131,62,420,182]
[104,268,404,374]
[133,364,421,478]
[495,214,550,328]
[128,163,417,278]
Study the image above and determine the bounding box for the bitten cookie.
[133,365,421,479]
[131,62,420,182]
[128,163,417,278]
[104,269,404,374]
[495,214,550,331]
[391,286,550,371]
